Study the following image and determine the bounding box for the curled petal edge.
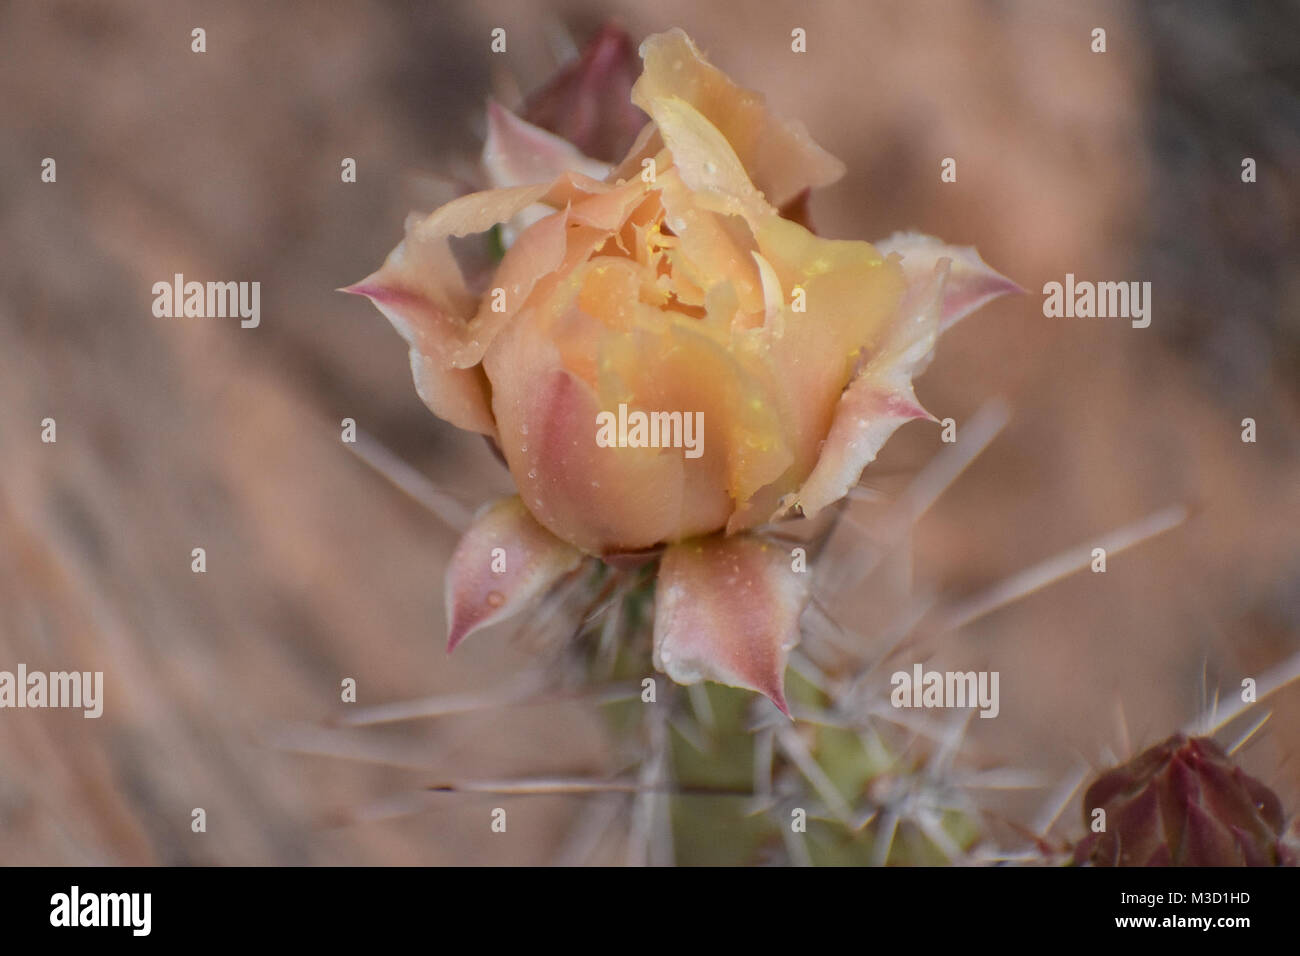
[775,259,950,522]
[483,99,611,190]
[871,231,1023,332]
[341,219,497,436]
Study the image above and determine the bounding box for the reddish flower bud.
[522,23,647,163]
[1074,734,1296,867]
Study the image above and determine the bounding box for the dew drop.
[486,590,506,608]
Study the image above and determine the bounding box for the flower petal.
[483,283,732,555]
[632,28,845,207]
[605,310,795,509]
[453,206,571,367]
[350,174,629,433]
[483,100,610,189]
[444,496,584,651]
[776,259,949,520]
[342,217,496,436]
[452,177,654,368]
[412,182,553,241]
[607,120,663,184]
[716,216,907,531]
[641,94,771,224]
[872,232,1022,331]
[653,534,808,715]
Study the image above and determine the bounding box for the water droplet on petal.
[486,590,505,608]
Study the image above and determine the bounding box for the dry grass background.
[1,0,1297,864]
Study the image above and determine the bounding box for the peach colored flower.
[347,29,1017,713]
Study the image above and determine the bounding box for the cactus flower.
[346,28,1017,713]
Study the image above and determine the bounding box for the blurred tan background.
[1,0,1297,864]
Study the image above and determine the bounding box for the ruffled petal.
[776,259,949,520]
[483,100,610,189]
[747,215,907,468]
[453,206,571,367]
[872,232,1022,331]
[444,496,584,651]
[348,178,618,437]
[653,534,808,715]
[452,177,654,368]
[342,217,496,436]
[416,183,551,241]
[606,121,663,184]
[640,95,771,225]
[632,28,844,207]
